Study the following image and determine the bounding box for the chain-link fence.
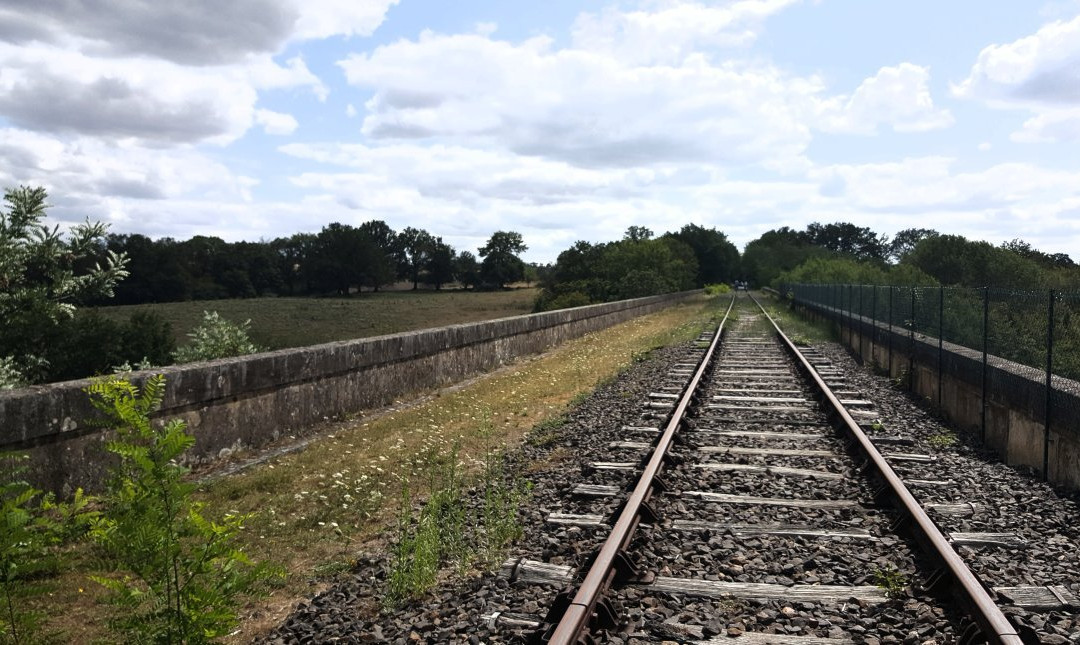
[782,283,1076,479]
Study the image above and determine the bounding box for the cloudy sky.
[3,1,1080,263]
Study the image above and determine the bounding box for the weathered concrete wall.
[2,291,704,494]
[790,298,1080,492]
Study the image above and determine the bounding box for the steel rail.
[544,294,735,644]
[751,294,1023,645]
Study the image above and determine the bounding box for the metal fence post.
[981,287,988,443]
[872,286,878,365]
[888,286,894,377]
[909,287,916,393]
[1044,289,1055,481]
[938,286,944,410]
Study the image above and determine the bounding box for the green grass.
[94,288,539,350]
[751,292,835,344]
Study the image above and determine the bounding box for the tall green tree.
[478,231,527,288]
[668,224,739,285]
[454,251,481,290]
[397,227,435,290]
[0,186,128,385]
[358,220,399,291]
[425,237,456,290]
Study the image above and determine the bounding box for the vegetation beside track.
[29,295,722,643]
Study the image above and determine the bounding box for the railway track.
[263,292,1080,643]
[491,294,1067,644]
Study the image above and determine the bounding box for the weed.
[568,390,591,406]
[479,452,531,566]
[927,432,958,449]
[528,416,566,448]
[386,445,468,605]
[870,419,884,431]
[872,566,908,599]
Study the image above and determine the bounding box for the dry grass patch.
[96,288,538,350]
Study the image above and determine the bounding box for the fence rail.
[781,283,1080,480]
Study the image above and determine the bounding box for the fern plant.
[86,375,278,644]
[0,453,61,644]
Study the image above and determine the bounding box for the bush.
[704,283,731,295]
[545,291,591,310]
[86,375,278,643]
[174,311,260,363]
[42,311,176,382]
[0,357,23,390]
[122,311,175,367]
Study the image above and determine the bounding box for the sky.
[2,1,1080,264]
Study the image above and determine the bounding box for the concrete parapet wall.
[792,298,1080,492]
[2,291,703,494]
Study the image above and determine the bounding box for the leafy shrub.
[122,311,176,368]
[0,357,23,390]
[42,311,176,382]
[546,291,591,310]
[173,311,260,363]
[704,283,731,295]
[86,375,278,643]
[0,453,61,643]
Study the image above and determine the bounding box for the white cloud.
[1012,108,1080,142]
[0,0,397,64]
[816,64,954,135]
[570,0,801,64]
[0,1,397,146]
[339,30,819,169]
[255,109,299,135]
[956,14,1080,142]
[346,104,358,117]
[0,128,255,217]
[289,0,399,41]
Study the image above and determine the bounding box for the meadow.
[96,287,539,350]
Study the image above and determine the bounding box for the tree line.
[7,181,1078,387]
[533,224,740,311]
[99,225,530,305]
[743,222,1079,290]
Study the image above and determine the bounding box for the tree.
[478,231,527,289]
[0,186,128,384]
[668,224,740,286]
[425,237,456,290]
[804,222,888,262]
[397,227,435,290]
[358,220,399,291]
[623,226,653,242]
[455,251,481,290]
[889,228,938,263]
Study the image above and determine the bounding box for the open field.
[30,295,720,643]
[95,288,539,350]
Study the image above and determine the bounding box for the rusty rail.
[752,294,1024,645]
[540,295,734,644]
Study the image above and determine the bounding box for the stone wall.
[790,298,1080,492]
[2,291,704,494]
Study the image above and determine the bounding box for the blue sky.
[2,0,1080,263]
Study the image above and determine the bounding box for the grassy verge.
[35,295,720,643]
[96,288,539,350]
